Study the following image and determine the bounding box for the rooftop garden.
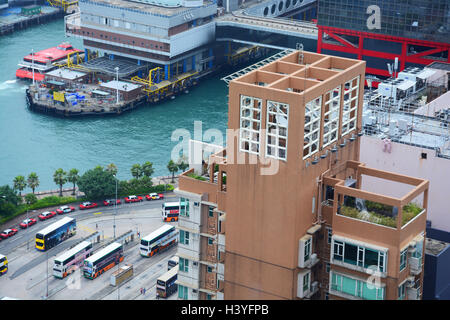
[338,196,423,228]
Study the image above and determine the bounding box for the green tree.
[131,164,143,179]
[167,160,178,183]
[53,168,67,197]
[142,161,154,178]
[27,172,40,194]
[177,156,189,173]
[24,193,38,206]
[77,166,117,200]
[67,168,80,196]
[13,175,27,196]
[0,185,21,217]
[106,163,118,176]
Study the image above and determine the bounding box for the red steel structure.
[317,26,450,78]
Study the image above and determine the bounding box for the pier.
[0,5,63,36]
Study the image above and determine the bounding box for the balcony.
[323,161,428,243]
[178,146,228,205]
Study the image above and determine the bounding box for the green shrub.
[186,172,208,181]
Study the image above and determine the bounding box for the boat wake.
[0,79,27,93]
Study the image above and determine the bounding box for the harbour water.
[0,19,229,190]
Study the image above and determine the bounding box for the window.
[303,96,322,159]
[180,230,190,245]
[341,77,359,136]
[179,257,189,272]
[178,285,188,299]
[327,228,332,244]
[303,272,310,293]
[208,238,214,245]
[240,95,262,155]
[332,239,387,273]
[333,240,344,261]
[322,86,341,147]
[398,282,406,300]
[208,206,214,217]
[266,100,289,160]
[180,198,190,217]
[400,248,408,271]
[207,266,213,273]
[326,262,330,273]
[304,238,311,263]
[331,272,385,300]
[206,294,212,300]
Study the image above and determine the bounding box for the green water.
[0,19,229,190]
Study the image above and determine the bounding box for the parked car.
[79,202,98,210]
[19,218,37,229]
[56,205,75,214]
[0,228,18,239]
[124,195,143,203]
[38,211,57,220]
[103,199,121,206]
[145,193,164,200]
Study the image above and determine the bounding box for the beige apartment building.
[175,50,429,300]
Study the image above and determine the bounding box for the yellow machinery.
[226,44,260,66]
[47,0,79,13]
[131,66,198,101]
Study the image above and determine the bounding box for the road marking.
[93,212,103,215]
[78,224,97,234]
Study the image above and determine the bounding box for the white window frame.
[322,86,341,147]
[341,76,359,136]
[266,100,289,161]
[303,96,322,159]
[239,95,262,155]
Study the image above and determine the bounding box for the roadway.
[0,193,181,300]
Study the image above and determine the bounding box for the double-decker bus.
[140,224,177,257]
[167,255,179,270]
[0,254,8,276]
[156,265,178,298]
[53,241,93,279]
[35,217,76,251]
[83,242,123,279]
[161,201,183,222]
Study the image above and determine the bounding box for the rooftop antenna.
[296,43,304,65]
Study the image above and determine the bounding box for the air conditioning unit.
[311,281,319,292]
[406,276,415,287]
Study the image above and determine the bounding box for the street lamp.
[115,66,119,105]
[113,174,118,239]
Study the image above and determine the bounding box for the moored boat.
[16,43,82,81]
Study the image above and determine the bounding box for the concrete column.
[165,64,169,80]
[209,48,213,69]
[183,59,187,73]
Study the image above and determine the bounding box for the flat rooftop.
[83,0,213,17]
[426,238,449,256]
[46,68,87,80]
[81,56,147,77]
[101,80,142,91]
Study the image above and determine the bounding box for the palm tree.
[53,168,67,197]
[131,164,143,179]
[13,175,27,196]
[67,168,79,195]
[106,163,118,176]
[142,161,154,178]
[167,160,178,183]
[27,172,40,194]
[177,155,189,173]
